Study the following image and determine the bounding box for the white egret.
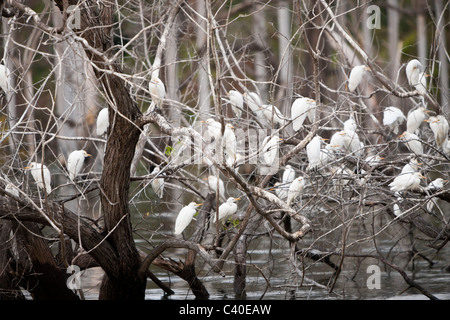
[287,176,305,207]
[383,106,406,134]
[243,91,262,113]
[227,90,243,118]
[291,97,316,131]
[206,175,226,200]
[401,158,422,174]
[151,166,165,198]
[149,74,166,109]
[348,65,370,92]
[260,104,286,128]
[415,72,429,94]
[426,115,449,147]
[405,59,422,87]
[0,63,11,94]
[223,123,237,165]
[5,183,19,198]
[67,150,91,180]
[425,177,447,191]
[96,108,109,136]
[307,135,328,170]
[262,135,282,165]
[25,162,52,194]
[399,131,423,155]
[406,107,429,133]
[213,197,240,223]
[329,129,361,156]
[202,118,222,142]
[282,165,296,185]
[388,171,425,192]
[272,182,288,201]
[174,202,202,236]
[393,203,402,217]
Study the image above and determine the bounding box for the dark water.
[76,206,450,301]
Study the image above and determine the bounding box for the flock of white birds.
[1,56,448,237]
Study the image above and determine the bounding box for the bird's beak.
[379,157,385,160]
[196,203,203,207]
[201,120,205,123]
[424,110,432,113]
[423,119,430,122]
[234,197,241,201]
[203,177,208,181]
[86,153,92,157]
[398,133,406,138]
[24,166,31,170]
[443,180,449,183]
[419,175,426,179]
[424,73,431,77]
[330,145,340,148]
[321,138,329,141]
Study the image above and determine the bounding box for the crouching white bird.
[405,59,423,87]
[149,74,166,110]
[348,65,370,92]
[287,176,305,207]
[227,90,244,118]
[96,108,109,136]
[174,202,202,236]
[426,115,449,148]
[151,165,165,198]
[67,150,91,180]
[388,171,425,192]
[213,197,240,223]
[406,107,429,133]
[307,135,328,170]
[0,63,12,94]
[425,177,447,191]
[25,162,52,194]
[291,97,316,131]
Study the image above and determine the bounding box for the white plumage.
[213,197,240,223]
[287,176,305,207]
[383,106,406,134]
[149,74,166,109]
[25,162,52,194]
[405,59,422,87]
[203,118,222,142]
[227,90,243,118]
[348,65,369,92]
[67,150,91,180]
[5,183,19,198]
[96,108,109,136]
[399,131,423,155]
[151,166,165,198]
[307,135,327,170]
[261,104,286,128]
[291,97,316,131]
[0,64,11,94]
[401,158,422,174]
[223,123,237,165]
[426,115,449,147]
[262,135,281,165]
[282,165,296,185]
[174,202,202,236]
[206,175,226,200]
[426,177,447,191]
[388,171,424,192]
[406,107,429,133]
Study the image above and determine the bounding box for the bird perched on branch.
[25,162,52,194]
[383,106,406,134]
[388,171,425,192]
[174,202,202,236]
[291,97,316,131]
[406,107,429,133]
[287,176,305,207]
[67,150,91,181]
[348,65,370,92]
[426,115,449,148]
[0,63,11,95]
[226,90,243,118]
[405,59,423,87]
[149,74,166,110]
[399,131,423,155]
[151,165,165,198]
[213,197,240,223]
[96,108,109,136]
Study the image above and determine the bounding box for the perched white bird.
[262,135,282,165]
[25,162,52,194]
[287,176,305,207]
[388,171,424,192]
[415,72,429,94]
[151,166,165,198]
[348,65,370,92]
[406,107,429,133]
[405,59,423,87]
[426,115,449,147]
[244,91,263,113]
[401,158,422,174]
[399,131,423,155]
[393,203,402,217]
[206,175,226,200]
[383,106,406,134]
[96,108,109,136]
[213,197,240,223]
[282,165,296,185]
[291,97,316,131]
[329,129,362,156]
[5,183,19,198]
[149,74,166,109]
[227,90,244,118]
[307,135,328,170]
[203,118,222,142]
[260,104,286,128]
[174,202,202,236]
[223,123,237,165]
[0,64,11,94]
[67,150,91,180]
[425,178,447,191]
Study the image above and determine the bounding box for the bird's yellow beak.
[330,145,340,148]
[443,180,449,183]
[419,175,426,179]
[234,197,241,201]
[423,119,430,122]
[24,166,31,170]
[379,157,385,160]
[365,66,371,71]
[86,153,92,157]
[196,203,203,207]
[398,133,406,138]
